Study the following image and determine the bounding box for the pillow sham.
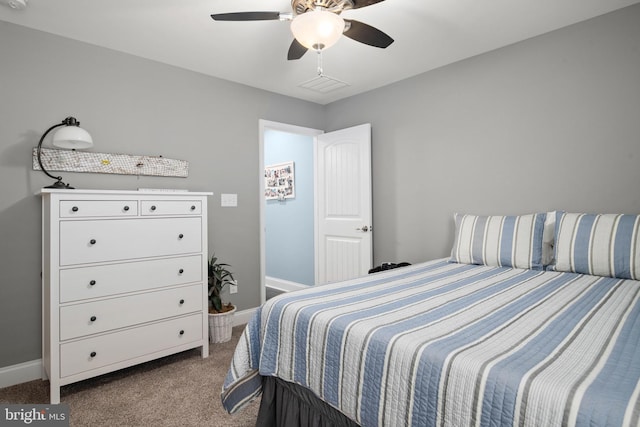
[450,212,546,270]
[553,212,640,280]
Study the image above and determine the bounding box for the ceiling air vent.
[298,74,350,94]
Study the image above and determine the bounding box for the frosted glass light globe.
[290,10,345,51]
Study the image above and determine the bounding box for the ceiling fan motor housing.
[292,0,353,15]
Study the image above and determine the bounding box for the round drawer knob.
[89,280,96,286]
[150,205,156,211]
[179,268,184,274]
[190,205,196,211]
[72,206,79,212]
[178,234,184,239]
[90,352,97,358]
[89,239,96,245]
[123,205,130,211]
[179,330,185,336]
[179,299,185,305]
[90,316,97,322]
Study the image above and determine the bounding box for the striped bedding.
[221,259,640,426]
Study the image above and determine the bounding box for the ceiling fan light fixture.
[290,9,345,51]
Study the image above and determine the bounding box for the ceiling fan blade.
[351,0,386,9]
[343,20,394,48]
[211,12,282,21]
[288,39,308,60]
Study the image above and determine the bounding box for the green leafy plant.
[208,255,236,314]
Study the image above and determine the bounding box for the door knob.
[356,225,370,232]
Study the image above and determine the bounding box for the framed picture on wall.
[265,161,295,200]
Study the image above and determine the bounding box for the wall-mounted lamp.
[36,116,93,189]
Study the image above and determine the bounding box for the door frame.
[258,119,323,304]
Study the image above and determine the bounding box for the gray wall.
[325,4,640,265]
[2,3,640,370]
[0,21,324,367]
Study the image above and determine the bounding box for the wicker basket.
[208,306,236,343]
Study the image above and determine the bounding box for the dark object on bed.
[368,261,411,273]
[257,377,360,427]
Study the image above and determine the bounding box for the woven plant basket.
[208,306,236,343]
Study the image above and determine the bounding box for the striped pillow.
[553,212,640,279]
[450,213,546,270]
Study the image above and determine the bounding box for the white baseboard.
[232,307,257,327]
[265,276,309,292]
[0,309,258,389]
[0,359,42,389]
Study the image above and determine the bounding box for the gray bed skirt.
[256,376,360,427]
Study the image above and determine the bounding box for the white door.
[316,124,373,284]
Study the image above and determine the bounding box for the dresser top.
[39,189,213,196]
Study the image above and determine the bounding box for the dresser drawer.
[60,313,202,378]
[59,255,202,303]
[59,217,202,266]
[141,200,201,216]
[59,284,203,340]
[60,200,138,217]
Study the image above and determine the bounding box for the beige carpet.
[0,326,259,426]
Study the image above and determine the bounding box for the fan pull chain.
[316,49,324,76]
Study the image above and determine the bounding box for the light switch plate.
[221,193,237,207]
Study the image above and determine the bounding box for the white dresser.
[40,189,211,403]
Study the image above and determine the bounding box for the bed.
[221,212,640,426]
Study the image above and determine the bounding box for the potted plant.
[208,255,237,343]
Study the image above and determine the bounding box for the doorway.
[259,120,323,303]
[259,120,373,303]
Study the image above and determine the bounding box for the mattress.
[221,259,640,426]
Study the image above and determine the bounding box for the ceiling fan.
[211,0,394,60]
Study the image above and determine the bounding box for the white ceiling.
[1,0,638,105]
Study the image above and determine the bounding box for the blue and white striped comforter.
[221,259,640,426]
